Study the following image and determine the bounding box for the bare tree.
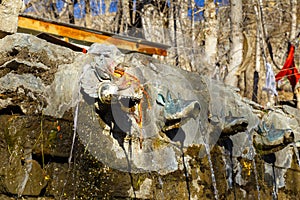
[84,0,92,27]
[290,0,297,40]
[225,0,243,87]
[289,0,300,108]
[67,0,75,24]
[204,0,218,73]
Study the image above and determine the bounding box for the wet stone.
[0,33,300,199]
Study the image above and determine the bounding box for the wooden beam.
[17,15,169,56]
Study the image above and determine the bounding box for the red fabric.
[275,44,300,90]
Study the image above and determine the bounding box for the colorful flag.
[275,44,300,90]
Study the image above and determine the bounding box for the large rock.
[1,33,300,199]
[76,43,261,175]
[0,33,94,117]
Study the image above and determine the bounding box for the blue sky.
[25,0,229,21]
[189,0,229,20]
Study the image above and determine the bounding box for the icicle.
[204,142,219,200]
[199,122,219,199]
[245,130,261,200]
[271,162,278,200]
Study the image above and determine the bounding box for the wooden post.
[0,0,23,38]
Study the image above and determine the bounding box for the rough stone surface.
[0,33,300,199]
[0,33,94,117]
[0,0,23,35]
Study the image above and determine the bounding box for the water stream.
[246,130,261,200]
[271,162,278,200]
[205,142,219,200]
[222,154,233,189]
[220,138,234,190]
[200,122,219,200]
[158,176,164,199]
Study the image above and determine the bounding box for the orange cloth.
[275,44,300,90]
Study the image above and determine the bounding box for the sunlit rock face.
[1,34,300,199]
[77,43,263,175]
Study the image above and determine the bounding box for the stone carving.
[78,44,261,174]
[1,34,300,198]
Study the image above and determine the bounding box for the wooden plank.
[17,15,169,56]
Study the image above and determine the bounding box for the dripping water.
[245,130,260,200]
[219,137,235,198]
[204,142,219,200]
[221,154,233,189]
[199,122,219,199]
[263,153,277,200]
[272,162,278,200]
[157,176,165,199]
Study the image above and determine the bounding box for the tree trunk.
[290,0,299,108]
[84,0,92,27]
[254,0,269,105]
[172,0,179,67]
[290,0,297,40]
[189,0,196,72]
[204,0,218,75]
[67,0,75,24]
[49,0,59,19]
[225,0,243,87]
[252,2,262,103]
